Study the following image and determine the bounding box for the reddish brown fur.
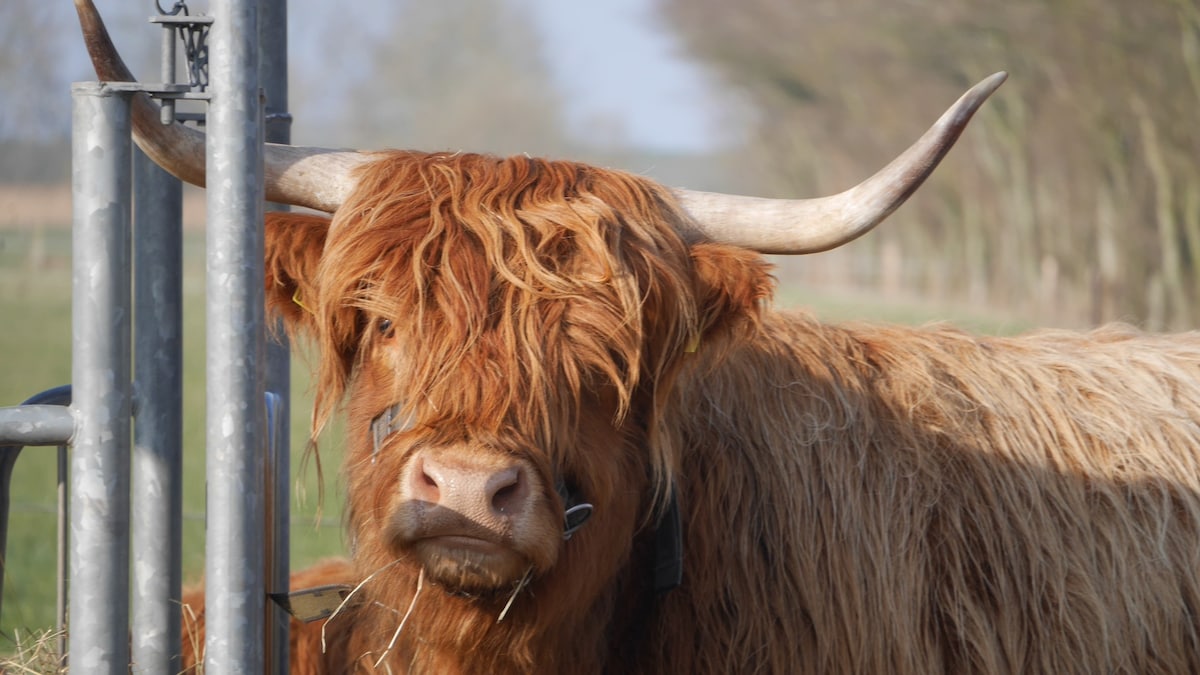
[195,151,1200,673]
[181,559,356,674]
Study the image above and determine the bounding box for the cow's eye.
[378,318,394,336]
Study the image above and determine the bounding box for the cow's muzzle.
[390,448,561,592]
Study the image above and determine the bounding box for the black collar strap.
[652,486,683,594]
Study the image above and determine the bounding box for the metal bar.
[0,404,73,638]
[69,81,134,675]
[204,0,267,671]
[260,0,292,671]
[56,442,68,663]
[159,14,178,125]
[130,148,184,674]
[263,391,287,674]
[0,406,75,446]
[0,385,72,635]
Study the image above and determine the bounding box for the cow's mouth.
[413,535,532,593]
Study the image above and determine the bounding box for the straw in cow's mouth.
[372,568,425,669]
[498,566,535,623]
[321,558,403,655]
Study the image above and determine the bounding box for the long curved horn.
[74,0,371,213]
[674,72,1007,254]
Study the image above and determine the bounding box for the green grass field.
[0,224,1030,656]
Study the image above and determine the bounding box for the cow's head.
[76,0,1003,647]
[263,152,778,598]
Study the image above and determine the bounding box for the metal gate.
[0,1,294,671]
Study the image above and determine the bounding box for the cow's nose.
[411,453,530,518]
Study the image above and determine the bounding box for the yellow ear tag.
[292,288,314,315]
[684,334,701,354]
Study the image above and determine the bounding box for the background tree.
[323,0,570,156]
[0,1,159,182]
[659,0,1200,329]
[0,1,64,142]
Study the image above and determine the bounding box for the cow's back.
[649,317,1200,674]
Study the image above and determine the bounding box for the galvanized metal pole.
[260,2,293,672]
[130,148,184,674]
[56,443,68,662]
[204,0,267,671]
[69,81,134,675]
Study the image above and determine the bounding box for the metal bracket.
[149,2,213,125]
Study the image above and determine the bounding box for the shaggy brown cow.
[79,2,1200,673]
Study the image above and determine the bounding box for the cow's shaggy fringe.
[308,152,701,511]
[246,151,1200,673]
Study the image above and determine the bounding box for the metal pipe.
[204,0,267,671]
[69,81,134,675]
[159,14,177,125]
[57,442,68,662]
[0,406,75,446]
[0,385,72,636]
[130,148,184,674]
[260,0,292,671]
[263,390,287,673]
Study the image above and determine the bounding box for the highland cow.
[78,1,1200,673]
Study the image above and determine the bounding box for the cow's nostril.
[488,467,524,515]
[492,483,517,512]
[411,457,442,503]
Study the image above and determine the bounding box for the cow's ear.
[264,211,330,337]
[688,242,775,349]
